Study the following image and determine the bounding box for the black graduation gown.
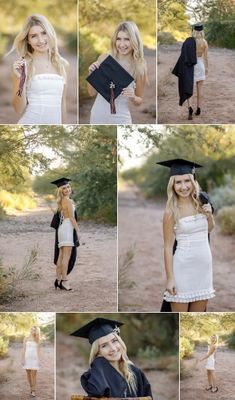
[81,356,152,398]
[53,210,79,275]
[172,37,197,106]
[160,193,214,312]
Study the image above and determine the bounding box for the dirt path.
[79,48,156,124]
[158,44,235,123]
[118,183,235,312]
[0,48,77,124]
[0,342,54,400]
[180,346,235,400]
[0,199,117,312]
[56,331,177,400]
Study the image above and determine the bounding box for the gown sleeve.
[80,357,111,397]
[131,365,153,398]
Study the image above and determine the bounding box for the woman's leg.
[189,300,208,312]
[211,370,218,391]
[31,370,37,391]
[206,370,213,388]
[187,97,193,120]
[59,246,72,289]
[171,302,189,312]
[56,248,63,280]
[196,81,203,109]
[26,369,32,390]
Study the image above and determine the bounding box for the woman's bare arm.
[163,210,176,295]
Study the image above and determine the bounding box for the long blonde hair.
[56,184,72,212]
[7,14,68,81]
[166,174,201,222]
[90,333,137,395]
[192,28,207,53]
[30,326,40,344]
[111,21,147,80]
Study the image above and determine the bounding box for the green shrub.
[158,31,177,45]
[217,205,235,235]
[210,180,235,210]
[0,336,9,357]
[79,32,99,100]
[180,337,194,359]
[226,330,235,349]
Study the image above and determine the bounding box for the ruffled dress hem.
[164,288,215,303]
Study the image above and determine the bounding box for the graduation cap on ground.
[70,317,123,344]
[192,23,204,31]
[51,177,71,187]
[156,158,203,176]
[86,55,134,114]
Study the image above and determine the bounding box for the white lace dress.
[18,74,64,124]
[206,345,216,370]
[58,205,75,248]
[22,341,39,370]
[164,213,215,303]
[90,81,135,124]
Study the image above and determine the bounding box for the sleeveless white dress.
[206,345,216,370]
[18,74,64,124]
[58,205,75,248]
[194,57,205,82]
[23,341,39,370]
[164,213,215,303]
[90,81,135,124]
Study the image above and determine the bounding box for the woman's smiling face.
[28,25,49,53]
[98,333,122,362]
[115,30,133,56]
[173,174,193,198]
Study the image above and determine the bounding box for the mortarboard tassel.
[17,59,26,97]
[110,81,116,114]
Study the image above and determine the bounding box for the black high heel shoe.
[188,106,193,120]
[195,107,201,115]
[59,280,72,291]
[54,279,60,290]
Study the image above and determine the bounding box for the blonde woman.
[157,159,215,312]
[8,14,68,124]
[21,326,40,398]
[71,317,152,398]
[51,177,80,291]
[87,21,147,123]
[187,24,208,119]
[200,334,218,393]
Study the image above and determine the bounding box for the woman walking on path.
[21,326,40,398]
[200,334,218,393]
[172,23,208,120]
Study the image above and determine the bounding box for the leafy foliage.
[120,125,235,200]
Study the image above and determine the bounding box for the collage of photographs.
[0,0,235,399]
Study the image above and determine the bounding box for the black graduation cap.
[51,177,71,187]
[156,158,203,176]
[86,55,134,114]
[192,23,204,31]
[70,317,123,344]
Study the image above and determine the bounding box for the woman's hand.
[121,87,135,98]
[166,277,177,296]
[202,203,212,215]
[13,59,27,79]
[77,230,81,241]
[88,61,100,74]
